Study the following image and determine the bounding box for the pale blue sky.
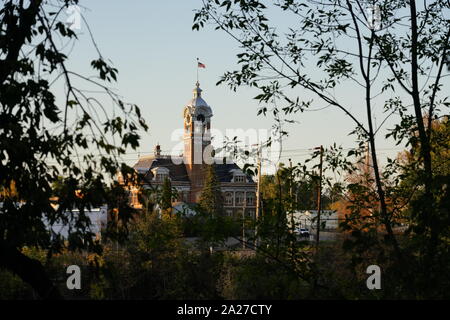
[56,0,426,174]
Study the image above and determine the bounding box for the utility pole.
[315,145,324,251]
[255,145,262,248]
[289,158,295,234]
[289,158,297,254]
[242,193,247,249]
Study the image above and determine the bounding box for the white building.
[46,205,108,240]
[289,210,339,231]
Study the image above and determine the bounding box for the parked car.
[295,228,310,238]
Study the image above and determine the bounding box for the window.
[246,192,255,206]
[234,175,246,183]
[151,167,170,182]
[235,192,245,205]
[156,173,169,182]
[226,209,233,217]
[224,192,233,206]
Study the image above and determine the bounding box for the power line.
[42,146,405,162]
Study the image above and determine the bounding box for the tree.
[160,177,173,215]
[196,165,240,248]
[199,165,225,216]
[193,0,450,297]
[0,0,147,298]
[260,164,341,211]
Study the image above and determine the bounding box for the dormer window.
[156,173,168,181]
[230,168,246,183]
[151,167,170,182]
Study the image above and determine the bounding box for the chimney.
[154,144,161,157]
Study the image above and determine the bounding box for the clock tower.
[183,82,214,202]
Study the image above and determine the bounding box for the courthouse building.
[131,82,257,218]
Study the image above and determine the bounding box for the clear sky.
[57,0,417,174]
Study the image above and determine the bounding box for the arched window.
[196,114,205,122]
[224,192,233,206]
[235,192,245,205]
[246,192,255,206]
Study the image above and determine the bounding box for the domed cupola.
[183,82,213,123]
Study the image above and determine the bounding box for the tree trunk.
[0,242,63,299]
[409,1,438,282]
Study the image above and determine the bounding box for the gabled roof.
[134,156,190,182]
[134,157,154,173]
[214,163,255,183]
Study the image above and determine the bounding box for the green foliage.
[0,268,35,299]
[218,254,310,299]
[193,0,450,298]
[261,163,342,212]
[0,0,147,297]
[80,212,226,299]
[199,164,225,216]
[160,177,173,212]
[1,0,449,300]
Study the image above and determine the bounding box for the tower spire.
[193,81,202,98]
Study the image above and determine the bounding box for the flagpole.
[196,57,199,83]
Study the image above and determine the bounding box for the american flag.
[198,61,206,68]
